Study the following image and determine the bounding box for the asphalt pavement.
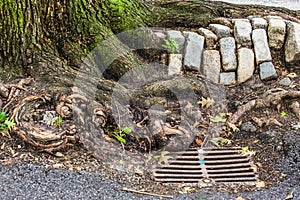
[0,162,299,199]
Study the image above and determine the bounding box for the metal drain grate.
[153,147,258,185]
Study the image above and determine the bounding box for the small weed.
[280,111,287,117]
[162,38,179,53]
[0,110,15,135]
[110,127,131,144]
[54,116,63,127]
[0,110,8,122]
[242,146,249,152]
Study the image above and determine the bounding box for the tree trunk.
[0,0,149,80]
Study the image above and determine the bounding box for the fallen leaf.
[287,72,297,78]
[105,135,113,141]
[136,122,143,128]
[256,181,265,188]
[154,150,173,165]
[164,110,172,114]
[281,69,289,76]
[235,197,244,200]
[243,150,256,157]
[284,188,295,200]
[280,173,287,178]
[242,146,249,152]
[53,163,64,168]
[1,142,5,150]
[198,97,214,109]
[241,146,256,157]
[195,138,203,146]
[210,137,232,147]
[256,162,263,168]
[251,166,257,173]
[178,186,193,194]
[210,113,227,123]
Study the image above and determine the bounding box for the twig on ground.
[122,187,173,199]
[229,99,256,124]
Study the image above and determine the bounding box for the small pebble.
[54,152,65,157]
[241,121,257,132]
[279,77,291,86]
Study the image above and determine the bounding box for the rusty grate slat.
[153,147,258,185]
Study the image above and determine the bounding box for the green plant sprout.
[162,38,179,53]
[0,110,15,132]
[280,111,287,117]
[110,127,131,144]
[54,116,63,127]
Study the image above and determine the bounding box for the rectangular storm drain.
[153,147,258,185]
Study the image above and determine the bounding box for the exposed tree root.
[12,93,79,153]
[229,88,300,124]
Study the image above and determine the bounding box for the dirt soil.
[0,29,300,198]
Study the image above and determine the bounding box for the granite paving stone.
[202,50,221,83]
[209,24,231,39]
[267,17,286,49]
[168,54,182,76]
[220,72,236,85]
[252,29,272,64]
[237,48,255,83]
[183,31,205,71]
[285,21,300,63]
[198,28,218,49]
[220,37,237,71]
[251,17,268,30]
[259,61,277,80]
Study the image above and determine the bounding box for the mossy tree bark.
[0,0,149,82]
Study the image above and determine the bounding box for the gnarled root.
[229,88,300,124]
[13,93,79,153]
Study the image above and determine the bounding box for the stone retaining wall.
[156,16,300,85]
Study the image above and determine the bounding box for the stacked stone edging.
[160,15,300,85]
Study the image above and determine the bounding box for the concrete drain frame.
[152,147,259,186]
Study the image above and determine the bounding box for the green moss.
[17,8,24,30]
[0,64,24,81]
[150,2,219,27]
[102,0,149,33]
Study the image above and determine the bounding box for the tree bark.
[0,0,149,81]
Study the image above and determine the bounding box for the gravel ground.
[0,162,298,200]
